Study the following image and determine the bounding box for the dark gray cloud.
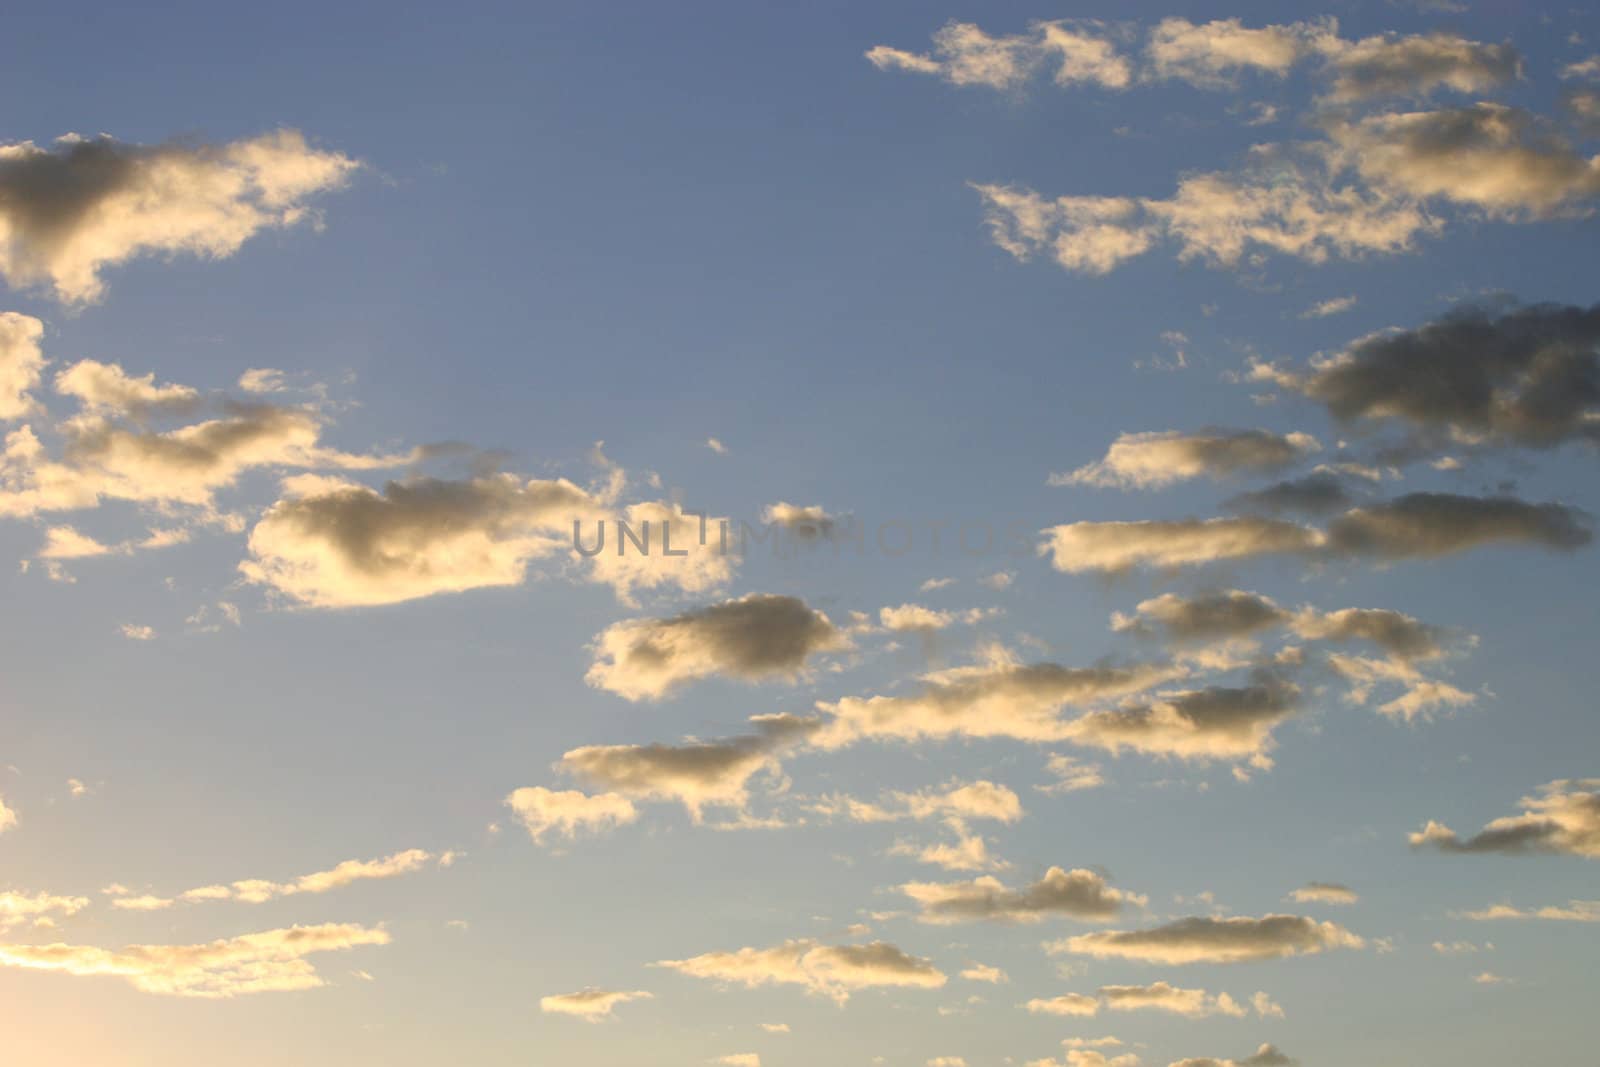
[1298,302,1600,449]
[1224,471,1354,517]
[1326,492,1591,560]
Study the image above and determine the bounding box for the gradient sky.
[2,4,1599,1066]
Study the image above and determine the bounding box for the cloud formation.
[557,714,820,820]
[1288,882,1358,905]
[0,312,44,419]
[586,594,843,701]
[814,648,1180,747]
[0,890,91,930]
[164,848,445,906]
[866,20,1131,91]
[1411,779,1600,857]
[539,987,653,1021]
[901,867,1145,924]
[1052,914,1364,964]
[1053,430,1319,489]
[505,787,638,843]
[654,939,946,1004]
[0,923,389,998]
[1279,302,1600,450]
[1043,493,1588,575]
[0,130,357,302]
[1062,676,1298,765]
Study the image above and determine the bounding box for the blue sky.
[2,4,1599,1066]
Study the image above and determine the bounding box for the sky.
[2,3,1599,1065]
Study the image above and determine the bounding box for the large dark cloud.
[1300,302,1600,448]
[1326,492,1591,559]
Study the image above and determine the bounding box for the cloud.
[1026,992,1101,1016]
[1301,295,1358,319]
[1145,17,1337,85]
[539,988,653,1021]
[813,648,1181,747]
[110,895,174,912]
[0,891,90,930]
[1053,429,1320,489]
[172,848,443,905]
[241,473,597,608]
[718,1056,761,1067]
[813,780,1024,824]
[1328,105,1600,217]
[0,130,357,302]
[867,20,1131,91]
[1040,516,1322,574]
[1169,1044,1297,1067]
[1288,882,1358,905]
[1224,473,1355,517]
[1,366,415,523]
[505,787,638,843]
[961,962,1009,983]
[38,526,118,560]
[557,714,821,820]
[586,594,844,701]
[1046,493,1588,575]
[1061,676,1298,764]
[901,867,1145,924]
[1287,302,1600,450]
[0,923,390,998]
[761,502,837,541]
[1323,33,1521,101]
[1325,493,1591,560]
[890,821,1009,872]
[1289,607,1451,662]
[54,360,199,418]
[654,939,946,1004]
[1099,981,1248,1018]
[1039,754,1106,794]
[1112,591,1288,646]
[975,154,1437,277]
[1455,900,1600,922]
[1027,982,1268,1020]
[0,312,44,419]
[1410,778,1600,857]
[1052,914,1363,964]
[0,797,18,834]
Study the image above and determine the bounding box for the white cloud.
[654,938,946,1004]
[0,923,390,998]
[505,787,638,844]
[1054,429,1320,490]
[0,890,90,929]
[172,848,444,904]
[539,987,653,1021]
[0,312,45,419]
